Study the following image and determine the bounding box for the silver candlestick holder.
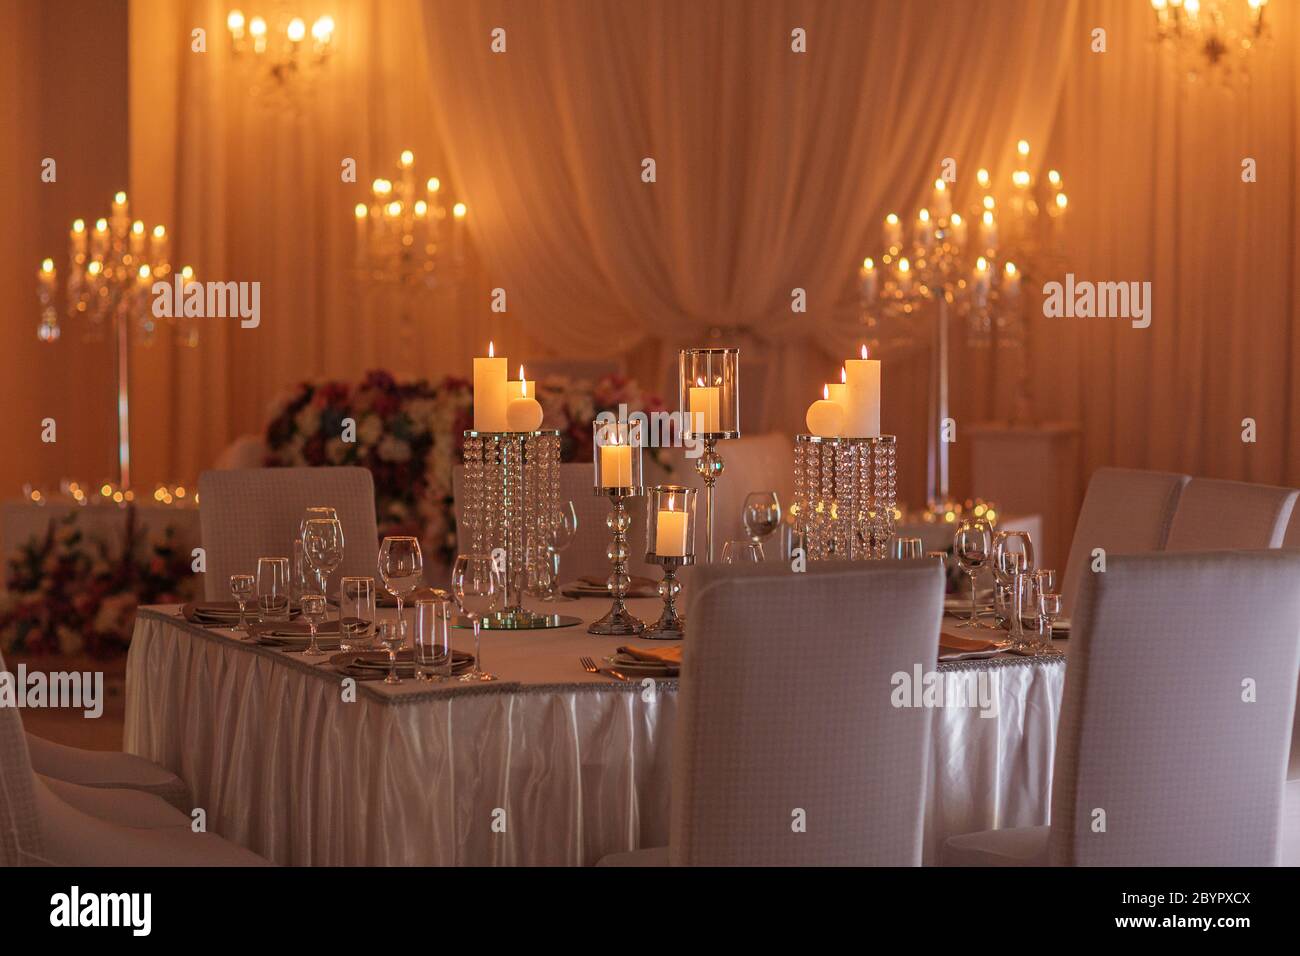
[680,347,740,563]
[642,484,697,640]
[590,419,646,636]
[461,428,579,630]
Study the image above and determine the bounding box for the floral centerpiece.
[0,511,196,657]
[263,369,664,565]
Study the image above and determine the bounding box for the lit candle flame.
[840,366,847,384]
[860,344,868,360]
[822,384,829,401]
[488,340,494,358]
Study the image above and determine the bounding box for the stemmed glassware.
[1033,569,1057,640]
[999,550,1030,650]
[953,519,993,629]
[992,530,1035,633]
[542,501,579,602]
[742,492,781,560]
[229,573,255,636]
[300,593,328,658]
[1038,591,1063,646]
[377,621,404,684]
[296,507,338,601]
[378,535,423,640]
[721,540,763,563]
[451,553,500,682]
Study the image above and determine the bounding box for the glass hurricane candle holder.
[643,484,696,640]
[679,347,740,563]
[590,418,646,636]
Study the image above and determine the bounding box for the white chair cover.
[1050,550,1300,865]
[0,651,44,865]
[1060,467,1188,617]
[668,560,944,865]
[25,733,190,812]
[1164,477,1298,552]
[197,467,380,600]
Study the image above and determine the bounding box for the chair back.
[1164,477,1298,551]
[671,560,944,865]
[197,467,380,599]
[1050,550,1300,865]
[0,650,44,865]
[1061,467,1188,616]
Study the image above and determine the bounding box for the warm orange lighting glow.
[453,202,467,219]
[354,203,367,219]
[400,149,414,167]
[287,17,306,42]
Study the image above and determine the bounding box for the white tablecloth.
[124,599,1065,865]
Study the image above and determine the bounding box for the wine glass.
[303,517,345,598]
[300,592,328,658]
[451,554,500,682]
[991,531,1035,629]
[229,573,255,636]
[378,536,423,640]
[891,536,923,560]
[377,621,404,684]
[295,507,338,601]
[256,557,291,622]
[721,539,763,564]
[1033,569,1057,638]
[742,492,781,559]
[953,519,993,629]
[543,501,579,602]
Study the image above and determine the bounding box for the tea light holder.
[679,347,740,563]
[643,484,696,640]
[590,418,646,636]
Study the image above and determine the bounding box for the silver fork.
[580,656,626,681]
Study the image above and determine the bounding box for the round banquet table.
[123,598,1065,865]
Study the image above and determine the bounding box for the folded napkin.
[937,633,1012,661]
[183,601,245,623]
[617,645,683,666]
[250,620,341,639]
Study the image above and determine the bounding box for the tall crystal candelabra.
[793,435,898,561]
[37,192,192,491]
[858,138,1071,516]
[353,149,470,354]
[679,347,740,563]
[462,429,578,630]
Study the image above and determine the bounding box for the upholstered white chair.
[1060,467,1188,617]
[944,550,1300,866]
[1164,477,1298,552]
[197,467,380,600]
[1,653,267,866]
[25,732,190,812]
[599,559,945,866]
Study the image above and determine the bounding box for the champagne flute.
[452,553,500,682]
[229,573,255,636]
[953,519,993,629]
[300,593,328,658]
[378,535,423,641]
[542,501,579,602]
[742,491,781,559]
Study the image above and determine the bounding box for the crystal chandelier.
[1150,0,1271,86]
[226,7,335,106]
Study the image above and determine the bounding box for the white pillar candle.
[599,442,633,488]
[806,385,844,438]
[506,396,544,432]
[472,341,508,431]
[843,345,881,438]
[655,503,690,557]
[688,378,721,434]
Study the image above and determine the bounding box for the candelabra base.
[587,605,646,637]
[454,608,582,630]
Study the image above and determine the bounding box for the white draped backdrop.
[4,0,1298,506]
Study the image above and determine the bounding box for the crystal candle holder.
[679,347,740,562]
[792,434,898,561]
[643,484,696,640]
[590,419,646,636]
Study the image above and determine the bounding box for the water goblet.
[229,573,255,635]
[543,501,579,602]
[721,539,763,564]
[1033,569,1057,637]
[452,554,500,682]
[1038,591,1063,648]
[953,519,994,629]
[378,535,423,641]
[742,491,782,558]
